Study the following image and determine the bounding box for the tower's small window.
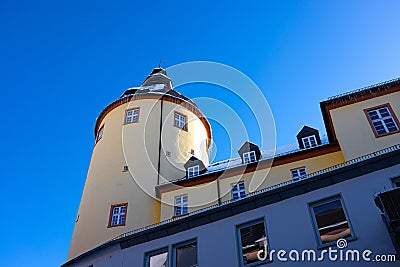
[96,125,104,142]
[187,165,199,178]
[232,182,246,200]
[174,112,187,130]
[125,108,140,124]
[243,151,256,164]
[365,104,399,137]
[302,135,317,149]
[291,167,307,181]
[123,166,129,172]
[174,195,188,216]
[108,203,127,227]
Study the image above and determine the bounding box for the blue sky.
[0,1,399,266]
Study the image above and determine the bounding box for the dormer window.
[302,135,317,149]
[296,126,321,149]
[187,165,200,178]
[243,151,256,164]
[184,156,206,178]
[238,141,261,164]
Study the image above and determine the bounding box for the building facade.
[65,71,400,266]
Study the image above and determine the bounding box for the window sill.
[374,130,400,138]
[172,214,188,219]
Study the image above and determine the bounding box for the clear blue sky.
[0,1,399,266]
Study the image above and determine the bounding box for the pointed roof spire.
[142,67,173,91]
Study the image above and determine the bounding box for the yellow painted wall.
[68,97,210,260]
[330,91,400,160]
[160,181,219,221]
[160,151,345,219]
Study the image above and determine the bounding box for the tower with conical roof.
[68,68,211,259]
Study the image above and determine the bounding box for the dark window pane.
[176,243,197,267]
[313,200,351,243]
[240,222,267,265]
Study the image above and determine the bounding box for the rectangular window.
[309,196,353,246]
[187,165,199,178]
[365,104,400,137]
[173,240,197,267]
[125,108,140,124]
[291,167,307,180]
[243,151,256,164]
[302,135,317,149]
[174,195,188,216]
[237,219,268,266]
[108,203,127,227]
[145,248,168,267]
[96,125,104,142]
[232,182,246,200]
[174,112,187,130]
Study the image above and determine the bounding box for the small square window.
[174,195,188,216]
[125,108,140,124]
[173,240,197,267]
[302,135,317,149]
[96,125,104,142]
[108,203,128,227]
[309,196,353,246]
[174,112,187,131]
[243,151,256,164]
[291,167,307,181]
[237,219,268,266]
[365,104,400,137]
[145,248,168,267]
[123,166,129,172]
[232,182,246,200]
[187,165,199,178]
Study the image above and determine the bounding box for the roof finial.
[159,58,166,68]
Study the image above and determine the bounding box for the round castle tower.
[68,68,211,259]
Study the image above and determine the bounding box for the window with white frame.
[243,151,256,164]
[174,112,187,130]
[291,167,307,180]
[108,203,127,227]
[309,196,353,245]
[232,182,246,200]
[125,108,139,124]
[366,105,399,136]
[302,135,317,149]
[187,165,199,178]
[174,195,188,216]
